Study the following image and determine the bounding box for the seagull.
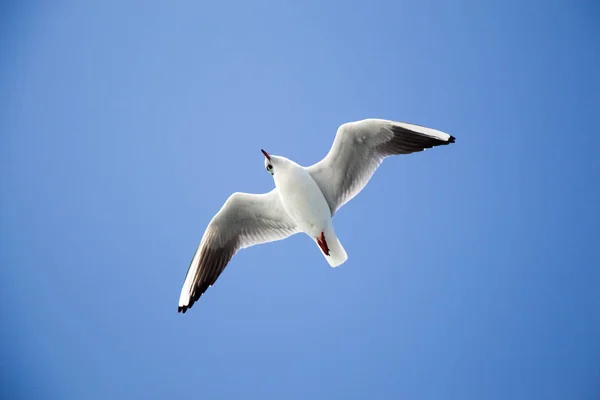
[178,118,455,313]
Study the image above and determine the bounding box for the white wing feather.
[178,189,299,313]
[307,119,455,214]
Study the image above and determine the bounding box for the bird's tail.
[316,227,348,268]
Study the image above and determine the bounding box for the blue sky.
[1,1,599,399]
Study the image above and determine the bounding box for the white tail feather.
[317,229,348,268]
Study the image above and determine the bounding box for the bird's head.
[261,149,296,177]
[261,149,275,176]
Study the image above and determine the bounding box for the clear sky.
[1,1,599,399]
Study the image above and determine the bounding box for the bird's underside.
[177,118,456,313]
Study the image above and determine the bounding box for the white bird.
[178,118,455,313]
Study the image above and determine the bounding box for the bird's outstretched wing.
[178,189,299,313]
[307,119,455,215]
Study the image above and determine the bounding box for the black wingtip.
[178,306,187,314]
[448,135,456,143]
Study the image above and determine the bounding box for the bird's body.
[178,118,456,313]
[270,156,347,267]
[271,157,330,236]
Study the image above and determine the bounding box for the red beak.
[261,149,271,161]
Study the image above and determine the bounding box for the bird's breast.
[275,167,331,235]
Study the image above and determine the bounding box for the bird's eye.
[266,164,273,171]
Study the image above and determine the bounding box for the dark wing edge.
[177,235,237,313]
[381,123,455,156]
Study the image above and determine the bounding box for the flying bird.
[178,118,455,313]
